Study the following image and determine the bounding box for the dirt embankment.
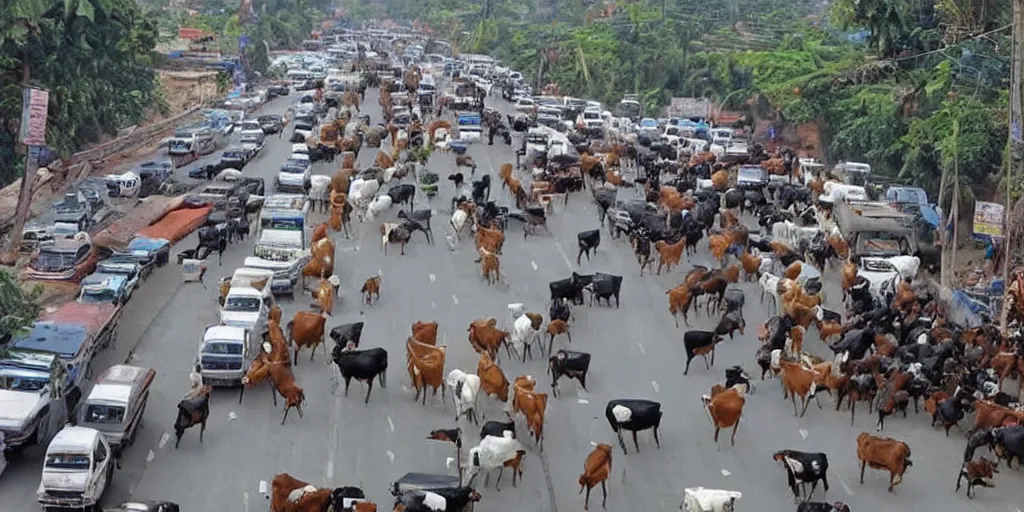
[156,69,220,116]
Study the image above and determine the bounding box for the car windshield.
[169,139,192,150]
[224,296,261,312]
[84,404,125,425]
[97,264,133,276]
[79,287,116,303]
[0,374,49,391]
[45,453,91,470]
[223,151,244,159]
[203,341,244,355]
[282,161,307,173]
[584,112,600,120]
[34,250,78,271]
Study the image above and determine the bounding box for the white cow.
[366,195,393,221]
[450,209,472,241]
[446,369,481,424]
[511,314,543,362]
[465,431,525,490]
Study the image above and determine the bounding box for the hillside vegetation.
[344,0,1012,205]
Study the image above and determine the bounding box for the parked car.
[105,501,181,512]
[77,273,133,305]
[258,114,284,134]
[218,147,254,170]
[267,83,290,98]
[125,236,171,268]
[76,364,155,455]
[37,426,115,511]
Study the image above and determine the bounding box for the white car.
[514,97,536,113]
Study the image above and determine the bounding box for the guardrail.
[62,105,204,168]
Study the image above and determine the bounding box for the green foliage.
[0,268,42,344]
[1,0,162,187]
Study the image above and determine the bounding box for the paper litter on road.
[146,450,155,464]
[720,469,731,476]
[577,398,590,405]
[158,432,170,449]
[799,428,808,440]
[429,274,436,282]
[386,451,395,464]
[228,411,237,421]
[651,381,660,393]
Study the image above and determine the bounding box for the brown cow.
[783,261,802,280]
[545,319,571,354]
[477,248,501,285]
[361,276,381,305]
[477,352,510,402]
[816,320,843,343]
[475,226,505,254]
[578,444,612,511]
[498,163,514,189]
[311,223,328,246]
[308,277,336,316]
[666,284,693,328]
[243,359,305,424]
[989,352,1023,388]
[406,337,447,406]
[856,432,912,492]
[654,239,685,274]
[411,321,438,345]
[780,359,820,417]
[269,473,326,512]
[301,238,336,288]
[468,318,510,361]
[840,260,858,302]
[711,169,729,191]
[328,191,351,237]
[956,458,998,498]
[701,383,747,448]
[972,401,1024,433]
[512,375,547,451]
[708,234,730,264]
[287,311,328,363]
[739,251,761,281]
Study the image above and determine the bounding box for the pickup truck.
[0,350,74,453]
[220,268,275,334]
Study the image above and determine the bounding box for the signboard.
[973,201,1005,240]
[19,88,48,146]
[178,27,208,39]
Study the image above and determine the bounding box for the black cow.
[329,322,364,349]
[715,310,745,339]
[480,419,516,440]
[331,346,388,404]
[388,184,416,211]
[427,427,463,449]
[548,350,590,397]
[773,449,830,502]
[723,188,744,209]
[576,229,600,265]
[549,300,571,324]
[398,209,434,244]
[605,399,662,454]
[448,172,465,190]
[394,488,482,512]
[195,226,228,265]
[683,330,724,375]
[471,175,491,203]
[724,289,744,313]
[174,388,211,448]
[585,273,622,308]
[930,386,973,435]
[549,272,592,305]
[992,425,1024,468]
[797,503,850,512]
[329,487,368,512]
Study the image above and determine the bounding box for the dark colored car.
[258,114,284,134]
[218,147,254,170]
[267,84,290,98]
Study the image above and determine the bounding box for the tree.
[0,268,42,346]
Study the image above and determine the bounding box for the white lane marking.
[652,381,660,393]
[452,295,459,305]
[798,428,808,440]
[833,472,855,496]
[158,432,170,449]
[531,260,538,271]
[637,343,645,354]
[429,274,436,282]
[387,416,395,432]
[553,240,574,270]
[244,492,250,512]
[431,301,436,308]
[146,450,155,464]
[325,461,334,479]
[259,480,268,494]
[720,469,731,476]
[578,398,590,404]
[401,385,410,392]
[387,450,396,463]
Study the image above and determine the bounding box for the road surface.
[2,87,1018,512]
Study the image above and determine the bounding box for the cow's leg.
[270,383,278,406]
[281,405,291,425]
[344,376,352,397]
[199,419,206,443]
[582,485,591,511]
[174,429,183,449]
[616,429,628,455]
[599,481,608,509]
[631,431,640,452]
[364,378,374,404]
[859,460,867,484]
[799,394,812,417]
[494,467,503,491]
[653,426,661,448]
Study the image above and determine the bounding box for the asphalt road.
[3,86,1020,512]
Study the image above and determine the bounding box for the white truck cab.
[37,425,114,511]
[220,268,275,335]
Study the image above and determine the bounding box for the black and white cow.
[548,350,590,397]
[605,399,662,455]
[773,449,830,502]
[576,229,600,265]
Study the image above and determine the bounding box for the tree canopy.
[1,0,165,188]
[0,268,41,344]
[342,0,1013,203]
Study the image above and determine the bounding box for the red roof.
[41,301,117,337]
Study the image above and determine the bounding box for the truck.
[53,191,94,234]
[220,268,275,335]
[245,195,310,296]
[0,349,74,453]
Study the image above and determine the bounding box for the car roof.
[48,426,100,453]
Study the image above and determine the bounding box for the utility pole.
[1002,0,1024,329]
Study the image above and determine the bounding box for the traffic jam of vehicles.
[4,20,1024,512]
